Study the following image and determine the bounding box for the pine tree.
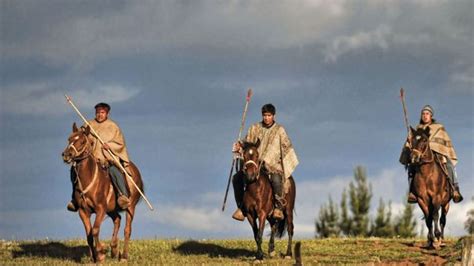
[315,196,340,238]
[394,199,417,237]
[464,197,474,234]
[370,198,394,237]
[340,189,351,235]
[348,166,372,236]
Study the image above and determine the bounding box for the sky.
[1,0,473,240]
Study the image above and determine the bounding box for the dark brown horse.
[409,126,450,248]
[241,140,296,261]
[62,123,144,262]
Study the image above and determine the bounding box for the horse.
[409,126,450,248]
[240,140,296,261]
[62,123,144,262]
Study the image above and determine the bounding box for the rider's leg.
[407,165,417,204]
[109,165,130,209]
[231,170,245,221]
[446,157,463,203]
[270,173,284,220]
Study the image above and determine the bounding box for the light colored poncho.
[245,122,299,179]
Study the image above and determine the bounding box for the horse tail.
[276,217,288,238]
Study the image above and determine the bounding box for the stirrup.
[452,190,463,203]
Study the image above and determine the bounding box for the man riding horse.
[231,103,299,221]
[67,102,132,211]
[400,105,463,204]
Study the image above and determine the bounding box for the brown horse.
[409,126,450,248]
[62,123,144,262]
[241,140,296,261]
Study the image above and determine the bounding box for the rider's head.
[94,102,110,123]
[261,103,275,127]
[420,105,435,125]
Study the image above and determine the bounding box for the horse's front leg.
[439,203,449,247]
[433,206,441,247]
[418,199,434,248]
[92,207,107,263]
[78,209,94,262]
[285,210,294,259]
[255,212,266,261]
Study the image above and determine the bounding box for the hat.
[421,105,433,116]
[94,102,111,112]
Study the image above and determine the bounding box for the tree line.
[315,166,417,238]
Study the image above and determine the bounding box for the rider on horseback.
[231,103,299,221]
[400,105,463,204]
[67,102,132,211]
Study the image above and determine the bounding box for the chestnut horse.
[62,123,144,262]
[409,126,450,248]
[241,140,296,260]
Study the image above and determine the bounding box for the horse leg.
[78,209,94,262]
[285,210,294,259]
[418,199,434,248]
[268,220,276,258]
[121,206,135,261]
[439,203,449,247]
[92,208,107,263]
[433,206,441,247]
[109,212,121,259]
[255,213,266,261]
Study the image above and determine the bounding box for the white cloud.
[324,25,392,63]
[1,83,140,116]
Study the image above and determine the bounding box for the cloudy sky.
[1,0,473,240]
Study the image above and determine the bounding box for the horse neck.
[418,160,446,187]
[247,173,271,193]
[75,156,100,185]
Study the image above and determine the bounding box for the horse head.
[241,139,261,183]
[410,126,431,164]
[62,122,92,164]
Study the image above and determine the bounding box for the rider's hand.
[102,143,110,150]
[232,142,241,153]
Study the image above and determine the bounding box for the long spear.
[65,95,154,211]
[221,88,253,212]
[400,88,412,147]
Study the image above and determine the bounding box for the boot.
[67,200,78,212]
[232,171,245,221]
[452,184,463,203]
[271,173,285,220]
[117,195,131,209]
[232,208,245,221]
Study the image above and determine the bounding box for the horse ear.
[84,125,91,135]
[255,138,261,148]
[72,122,78,132]
[424,126,430,137]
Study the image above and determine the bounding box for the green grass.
[0,237,465,265]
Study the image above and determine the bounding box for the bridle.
[411,136,433,164]
[67,133,92,162]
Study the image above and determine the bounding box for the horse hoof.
[253,259,263,264]
[269,251,276,258]
[284,255,292,260]
[97,253,106,263]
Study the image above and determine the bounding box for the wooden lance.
[221,88,253,212]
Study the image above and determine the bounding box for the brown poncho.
[245,122,299,179]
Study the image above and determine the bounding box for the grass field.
[0,237,469,265]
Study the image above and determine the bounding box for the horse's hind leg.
[109,212,121,259]
[92,208,107,262]
[121,206,135,261]
[268,220,276,257]
[285,210,294,259]
[78,209,95,262]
